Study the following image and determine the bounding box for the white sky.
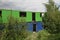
[0,0,60,12]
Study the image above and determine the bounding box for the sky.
[0,0,60,12]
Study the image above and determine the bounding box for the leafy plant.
[0,14,29,40]
[43,0,60,34]
[37,30,50,40]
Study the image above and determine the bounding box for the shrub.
[0,15,29,40]
[37,30,50,40]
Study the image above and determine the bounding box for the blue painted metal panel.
[27,22,33,31]
[36,22,43,32]
[27,22,43,32]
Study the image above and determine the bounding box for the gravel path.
[25,32,38,40]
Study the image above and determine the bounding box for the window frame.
[20,12,26,17]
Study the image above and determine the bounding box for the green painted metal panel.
[36,12,42,21]
[12,10,19,19]
[18,11,26,22]
[2,10,11,23]
[26,12,32,22]
[1,9,42,23]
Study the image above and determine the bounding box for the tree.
[43,0,60,34]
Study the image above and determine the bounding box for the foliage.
[36,30,50,40]
[43,0,60,34]
[36,30,60,40]
[0,15,29,40]
[47,33,60,40]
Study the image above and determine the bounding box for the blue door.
[27,22,33,31]
[27,22,43,32]
[36,22,43,32]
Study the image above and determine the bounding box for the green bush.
[43,0,60,34]
[36,30,60,40]
[37,30,50,40]
[0,15,29,40]
[47,33,60,40]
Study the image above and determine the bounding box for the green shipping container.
[0,9,42,23]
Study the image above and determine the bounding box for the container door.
[36,22,43,32]
[27,22,33,31]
